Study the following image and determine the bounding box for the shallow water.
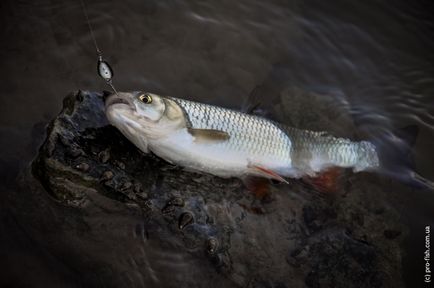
[1,0,433,286]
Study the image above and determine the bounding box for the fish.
[104,91,381,187]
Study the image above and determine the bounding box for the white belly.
[148,129,290,178]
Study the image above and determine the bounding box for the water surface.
[1,0,433,286]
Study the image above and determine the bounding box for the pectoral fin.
[248,164,289,184]
[187,128,230,143]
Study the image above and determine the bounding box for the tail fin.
[372,125,434,190]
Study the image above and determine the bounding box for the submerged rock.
[22,90,405,287]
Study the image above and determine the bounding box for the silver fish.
[105,91,379,182]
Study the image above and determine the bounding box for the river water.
[0,0,433,286]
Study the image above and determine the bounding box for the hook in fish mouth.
[104,92,132,108]
[108,97,129,106]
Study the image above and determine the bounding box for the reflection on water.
[1,0,433,286]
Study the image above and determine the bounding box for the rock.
[161,204,175,215]
[384,229,402,240]
[114,160,126,170]
[169,197,185,207]
[120,181,133,191]
[75,162,90,172]
[178,212,194,230]
[100,170,114,182]
[206,238,219,255]
[22,90,406,287]
[98,149,111,164]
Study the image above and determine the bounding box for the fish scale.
[178,98,378,172]
[282,126,378,172]
[171,97,292,163]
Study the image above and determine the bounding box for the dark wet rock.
[178,212,194,230]
[169,196,185,207]
[206,237,219,255]
[100,170,114,182]
[65,145,84,158]
[17,90,407,288]
[119,181,133,191]
[161,204,175,215]
[137,192,148,200]
[384,229,402,239]
[301,230,383,288]
[133,181,143,193]
[114,160,126,170]
[75,162,90,172]
[98,148,111,163]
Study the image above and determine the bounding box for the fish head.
[134,92,167,121]
[105,91,166,120]
[105,92,187,151]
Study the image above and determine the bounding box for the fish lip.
[109,97,129,106]
[104,93,134,109]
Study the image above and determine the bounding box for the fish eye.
[139,93,152,104]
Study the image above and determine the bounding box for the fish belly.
[149,128,291,178]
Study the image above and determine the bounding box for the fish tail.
[371,125,434,190]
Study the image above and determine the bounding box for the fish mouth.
[104,92,134,109]
[108,97,129,106]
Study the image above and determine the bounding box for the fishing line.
[79,0,118,94]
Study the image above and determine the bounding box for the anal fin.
[240,177,271,215]
[243,177,271,199]
[303,167,342,193]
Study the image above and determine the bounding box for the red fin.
[240,177,270,215]
[303,167,342,193]
[243,177,271,199]
[248,165,289,184]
